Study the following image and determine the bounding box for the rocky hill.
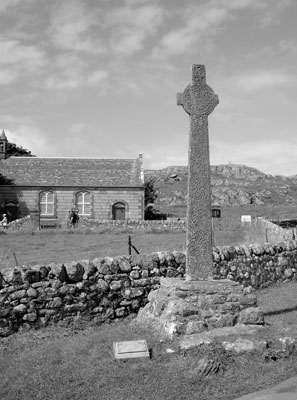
[145,164,297,216]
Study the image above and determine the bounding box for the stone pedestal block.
[137,278,264,337]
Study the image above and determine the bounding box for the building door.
[112,202,125,220]
[5,201,18,221]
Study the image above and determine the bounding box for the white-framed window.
[76,191,91,216]
[40,191,54,215]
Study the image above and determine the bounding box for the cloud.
[44,53,86,90]
[69,123,86,134]
[0,38,45,69]
[152,3,228,58]
[152,0,291,58]
[48,0,105,54]
[0,70,18,86]
[106,3,164,55]
[87,70,109,86]
[0,0,23,13]
[210,138,297,176]
[233,71,296,92]
[0,38,45,85]
[255,0,294,27]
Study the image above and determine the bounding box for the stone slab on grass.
[113,340,149,359]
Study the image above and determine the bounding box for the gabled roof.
[0,156,144,187]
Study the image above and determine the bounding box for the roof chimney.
[139,153,144,183]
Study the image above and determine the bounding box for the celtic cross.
[177,65,219,280]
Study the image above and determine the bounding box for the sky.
[0,0,296,176]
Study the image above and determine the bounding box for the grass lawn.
[2,204,294,269]
[1,229,189,268]
[0,223,254,269]
[1,281,297,400]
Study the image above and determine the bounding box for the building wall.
[0,186,144,223]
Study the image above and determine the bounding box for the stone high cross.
[177,65,219,280]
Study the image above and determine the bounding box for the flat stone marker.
[113,340,149,359]
[177,64,219,281]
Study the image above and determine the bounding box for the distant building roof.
[0,156,144,187]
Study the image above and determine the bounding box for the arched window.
[76,191,91,216]
[112,202,126,220]
[40,191,54,215]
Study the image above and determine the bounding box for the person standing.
[0,214,8,229]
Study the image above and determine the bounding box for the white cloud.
[0,70,18,86]
[254,0,294,27]
[0,38,45,85]
[69,123,86,134]
[87,70,109,86]
[152,0,291,58]
[233,71,295,92]
[0,38,45,70]
[211,138,297,176]
[44,53,86,90]
[106,3,164,54]
[48,0,105,54]
[0,0,23,13]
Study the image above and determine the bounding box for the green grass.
[0,228,254,269]
[1,281,297,400]
[1,205,294,268]
[0,229,188,269]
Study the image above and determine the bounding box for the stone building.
[0,132,144,225]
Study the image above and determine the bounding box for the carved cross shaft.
[177,65,219,280]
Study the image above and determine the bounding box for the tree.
[6,141,34,157]
[144,177,159,219]
[144,177,158,207]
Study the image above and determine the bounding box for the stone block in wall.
[65,262,84,282]
[23,312,37,322]
[24,269,41,284]
[13,304,27,313]
[48,263,67,282]
[0,307,11,317]
[104,257,120,274]
[1,267,24,286]
[29,265,49,280]
[239,308,264,325]
[109,280,122,291]
[118,257,132,272]
[130,270,140,279]
[27,288,38,298]
[9,290,26,301]
[81,261,97,278]
[239,295,257,309]
[93,259,110,275]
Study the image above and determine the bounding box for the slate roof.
[0,156,144,187]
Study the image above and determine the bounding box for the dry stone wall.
[1,241,297,337]
[213,240,297,287]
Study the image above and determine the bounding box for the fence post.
[13,252,19,266]
[128,235,132,256]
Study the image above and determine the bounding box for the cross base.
[136,278,264,337]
